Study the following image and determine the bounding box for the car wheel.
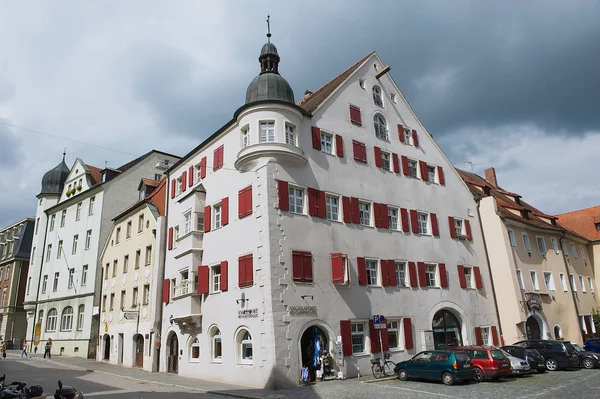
[545,358,558,371]
[442,372,455,386]
[472,367,484,382]
[397,369,409,381]
[582,358,595,369]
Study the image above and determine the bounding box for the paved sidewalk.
[6,351,367,399]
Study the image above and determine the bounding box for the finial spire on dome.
[62,147,66,163]
[266,15,271,43]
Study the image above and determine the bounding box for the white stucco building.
[160,38,500,389]
[98,178,167,371]
[24,151,179,358]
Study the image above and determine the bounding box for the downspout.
[474,195,504,342]
[559,232,584,343]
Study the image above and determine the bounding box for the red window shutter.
[417,262,427,287]
[403,318,414,349]
[307,188,319,217]
[238,186,252,218]
[419,161,429,181]
[380,259,388,287]
[412,129,419,147]
[213,145,224,171]
[188,166,194,186]
[200,157,207,179]
[475,327,483,345]
[373,203,381,228]
[221,197,229,226]
[408,262,417,287]
[437,166,445,185]
[374,146,382,168]
[410,210,419,234]
[439,263,448,288]
[349,105,362,126]
[335,135,344,157]
[351,198,360,224]
[400,208,410,232]
[491,326,499,346]
[457,265,467,289]
[213,149,218,171]
[465,220,473,241]
[342,196,353,223]
[245,186,253,217]
[353,140,367,164]
[277,180,289,211]
[170,179,176,198]
[181,171,187,192]
[369,320,381,353]
[380,204,389,229]
[238,256,246,288]
[388,260,398,286]
[292,251,304,282]
[317,190,326,219]
[474,266,483,289]
[331,253,345,284]
[303,252,313,282]
[197,265,209,294]
[397,124,405,142]
[381,324,389,351]
[162,279,170,303]
[311,127,322,150]
[392,153,400,173]
[168,227,173,250]
[245,255,254,286]
[357,257,367,286]
[401,156,409,176]
[431,213,439,237]
[448,217,457,238]
[340,320,353,356]
[220,261,228,291]
[204,206,211,233]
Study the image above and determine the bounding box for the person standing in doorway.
[21,340,28,357]
[43,339,52,359]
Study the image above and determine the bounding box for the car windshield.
[563,342,577,354]
[572,344,584,353]
[490,350,507,360]
[525,349,541,357]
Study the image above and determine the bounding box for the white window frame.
[183,211,192,235]
[259,121,275,143]
[145,245,152,265]
[579,276,586,293]
[241,125,250,148]
[536,236,547,255]
[173,226,179,248]
[89,196,95,216]
[372,85,384,107]
[143,284,150,304]
[359,202,371,226]
[46,244,52,261]
[366,259,379,286]
[580,246,587,260]
[455,218,466,238]
[126,221,132,238]
[559,273,568,292]
[49,214,56,231]
[57,240,63,258]
[60,306,73,331]
[530,270,540,291]
[551,237,559,254]
[288,186,304,214]
[210,264,221,294]
[388,207,399,231]
[395,262,407,287]
[285,123,296,146]
[569,274,577,292]
[60,210,66,227]
[211,327,223,362]
[387,320,401,349]
[76,305,85,330]
[213,204,222,230]
[42,275,48,293]
[507,228,516,248]
[238,330,253,365]
[189,337,200,363]
[588,277,595,293]
[76,202,82,221]
[516,269,525,290]
[373,113,388,140]
[427,166,437,183]
[522,233,532,253]
[543,272,555,291]
[82,265,88,286]
[351,322,366,354]
[425,264,437,287]
[407,159,418,178]
[417,212,430,235]
[571,243,578,258]
[320,131,334,154]
[72,235,78,254]
[481,327,491,345]
[325,194,340,222]
[561,240,569,255]
[85,230,92,250]
[68,268,74,289]
[46,309,57,332]
[464,266,473,289]
[380,150,391,171]
[403,128,412,145]
[138,214,144,233]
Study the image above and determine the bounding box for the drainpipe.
[474,194,504,342]
[559,232,584,343]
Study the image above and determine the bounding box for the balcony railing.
[172,280,199,300]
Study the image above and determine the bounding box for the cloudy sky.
[1,0,599,227]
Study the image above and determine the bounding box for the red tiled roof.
[86,165,103,185]
[146,178,167,216]
[140,178,160,188]
[299,51,375,113]
[556,205,600,242]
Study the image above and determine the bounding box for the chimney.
[303,90,313,101]
[484,167,498,187]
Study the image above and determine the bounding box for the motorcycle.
[0,375,82,399]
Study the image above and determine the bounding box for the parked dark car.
[394,350,473,386]
[513,340,579,371]
[502,345,546,373]
[584,338,600,354]
[448,346,512,381]
[572,343,600,369]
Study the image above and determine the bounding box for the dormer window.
[595,222,600,232]
[372,85,384,107]
[259,121,275,143]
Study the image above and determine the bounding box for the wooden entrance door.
[135,335,144,368]
[167,333,178,373]
[526,316,541,339]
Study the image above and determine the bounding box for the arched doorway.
[432,309,463,349]
[167,332,179,373]
[134,334,144,368]
[299,326,329,383]
[554,325,562,340]
[526,316,541,339]
[102,334,111,361]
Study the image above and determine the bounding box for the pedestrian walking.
[43,338,52,359]
[21,339,28,357]
[34,346,38,354]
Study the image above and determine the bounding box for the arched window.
[46,308,58,332]
[236,329,253,365]
[61,306,74,331]
[76,304,85,330]
[432,309,462,349]
[189,337,200,362]
[211,326,222,362]
[373,114,388,140]
[38,309,44,323]
[372,85,384,107]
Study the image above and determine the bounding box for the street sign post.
[124,311,139,320]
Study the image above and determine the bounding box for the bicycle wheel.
[372,363,384,379]
[384,361,396,376]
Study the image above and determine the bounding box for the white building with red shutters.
[159,35,500,389]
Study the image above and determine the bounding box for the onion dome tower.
[39,152,70,196]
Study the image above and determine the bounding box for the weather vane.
[266,15,271,43]
[63,147,67,162]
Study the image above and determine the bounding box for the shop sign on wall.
[238,309,259,318]
[289,306,318,317]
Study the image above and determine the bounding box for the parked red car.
[449,346,512,381]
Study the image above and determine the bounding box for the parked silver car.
[500,349,531,375]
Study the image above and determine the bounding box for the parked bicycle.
[370,352,396,378]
